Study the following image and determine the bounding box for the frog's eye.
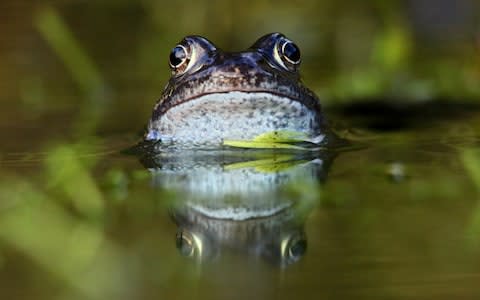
[281,41,301,64]
[176,230,203,258]
[274,38,301,71]
[280,233,307,265]
[168,36,217,75]
[169,44,190,74]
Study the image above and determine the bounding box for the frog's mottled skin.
[145,33,325,149]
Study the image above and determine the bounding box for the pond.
[1,2,480,300]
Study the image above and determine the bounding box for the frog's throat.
[146,91,323,146]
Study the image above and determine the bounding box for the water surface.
[2,101,480,300]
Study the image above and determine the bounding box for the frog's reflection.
[139,150,334,267]
[173,204,308,266]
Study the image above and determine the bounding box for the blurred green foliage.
[2,0,478,131]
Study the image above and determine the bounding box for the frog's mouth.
[158,88,317,113]
[146,91,323,148]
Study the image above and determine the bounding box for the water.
[2,103,480,300]
[2,2,480,300]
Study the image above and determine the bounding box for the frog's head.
[146,33,325,148]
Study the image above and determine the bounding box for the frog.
[145,33,327,149]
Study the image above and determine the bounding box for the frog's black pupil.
[283,42,300,63]
[169,46,187,68]
[289,239,307,259]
